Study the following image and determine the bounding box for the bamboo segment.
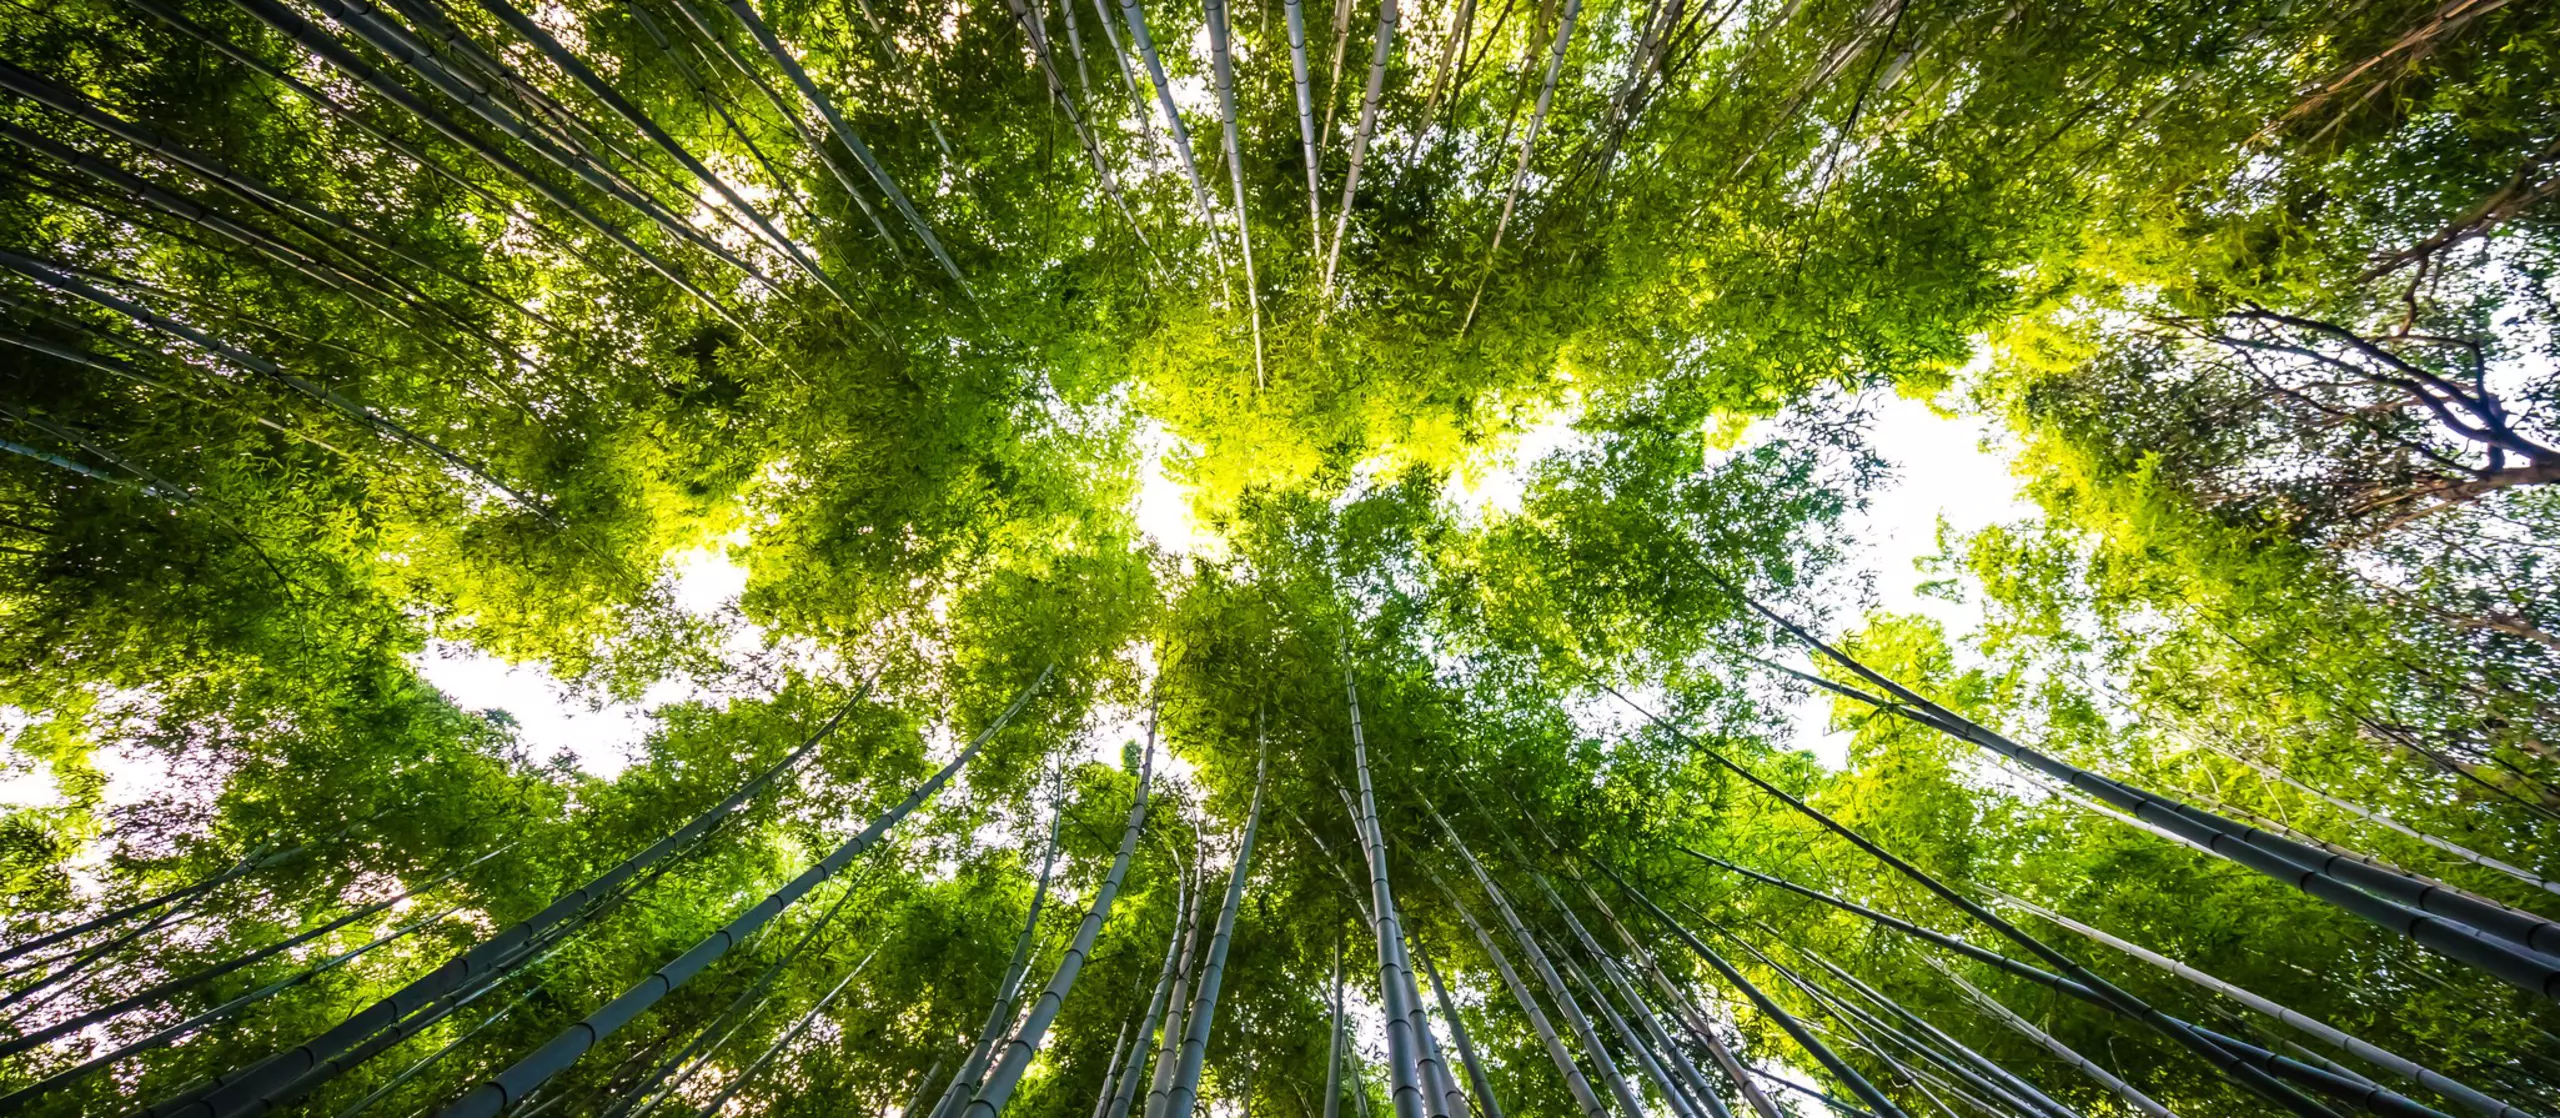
[687,953,878,1117]
[1106,845,1195,1118]
[1921,955,2180,1118]
[1427,872,1608,1116]
[1558,947,1700,1118]
[930,783,1071,1118]
[1510,848,1694,1118]
[1735,603,2560,996]
[1427,806,1642,1118]
[656,0,904,252]
[1143,852,1216,1115]
[615,875,868,1118]
[1116,0,1235,275]
[1416,933,1505,1118]
[1154,744,1269,1118]
[0,249,550,520]
[1725,929,2051,1118]
[465,0,861,311]
[1593,0,1681,177]
[1610,686,2351,1118]
[1091,1021,1135,1118]
[220,0,768,345]
[1326,935,1349,1118]
[2205,742,2560,897]
[1204,0,1267,386]
[720,0,970,287]
[435,680,1042,1118]
[1596,954,1728,1118]
[0,843,514,1062]
[1532,829,1748,1118]
[966,737,1161,1115]
[310,0,790,293]
[1321,0,1397,297]
[1785,944,2084,1118]
[1591,859,1916,1118]
[1343,662,1428,1118]
[1456,0,1578,333]
[0,902,480,1113]
[1993,891,2536,1118]
[122,0,597,273]
[1285,0,1326,260]
[0,60,558,347]
[1004,0,1158,255]
[1404,933,1470,1118]
[1688,853,2458,1118]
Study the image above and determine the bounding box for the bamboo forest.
[3,0,2559,1112]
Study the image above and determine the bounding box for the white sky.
[1133,422,1209,558]
[407,538,781,780]
[1781,389,2035,765]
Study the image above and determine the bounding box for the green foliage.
[1,0,2555,1114]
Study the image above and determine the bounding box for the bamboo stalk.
[686,951,878,1116]
[1558,946,1701,1118]
[719,0,969,287]
[1785,943,2084,1118]
[1456,0,1577,334]
[968,733,1163,1116]
[1729,614,2560,995]
[930,780,1073,1118]
[468,0,861,312]
[1152,741,1269,1118]
[1427,805,1641,1118]
[220,0,768,345]
[619,870,873,1118]
[1526,821,1763,1118]
[1116,0,1236,274]
[1921,955,2180,1118]
[1142,845,1216,1115]
[1320,0,1397,298]
[1723,927,2049,1118]
[1425,871,1607,1116]
[2203,740,2560,897]
[1326,933,1348,1118]
[310,0,791,296]
[1003,0,1160,256]
[1286,0,1326,261]
[1612,683,2357,1118]
[1993,891,2536,1118]
[1103,843,1193,1118]
[437,678,1040,1118]
[153,672,941,1118]
[1688,852,2458,1118]
[0,61,562,339]
[0,902,475,1112]
[0,842,513,1060]
[1596,953,1728,1118]
[0,248,551,519]
[657,0,903,252]
[120,0,605,278]
[1415,933,1504,1118]
[1502,837,1695,1118]
[1601,866,1913,1118]
[1343,659,1428,1118]
[1205,0,1267,386]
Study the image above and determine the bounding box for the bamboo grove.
[0,0,2554,1113]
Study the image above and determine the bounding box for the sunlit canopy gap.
[0,0,2554,1116]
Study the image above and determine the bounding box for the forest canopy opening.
[0,0,2554,1115]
